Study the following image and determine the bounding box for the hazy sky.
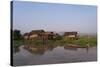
[13,1,97,34]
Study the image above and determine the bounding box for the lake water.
[13,45,97,66]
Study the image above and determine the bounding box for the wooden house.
[64,32,78,40]
[28,30,45,40]
[23,30,56,40]
[23,33,30,40]
[41,32,55,40]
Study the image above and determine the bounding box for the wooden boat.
[64,44,88,48]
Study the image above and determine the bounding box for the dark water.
[13,45,97,66]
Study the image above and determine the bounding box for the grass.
[58,36,97,47]
[74,36,97,46]
[13,36,97,48]
[13,40,24,48]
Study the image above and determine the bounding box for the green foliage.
[73,38,88,46]
[13,30,23,40]
[13,40,24,48]
[56,36,97,47]
[73,37,97,46]
[54,35,63,40]
[33,40,44,45]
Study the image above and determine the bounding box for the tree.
[13,30,22,40]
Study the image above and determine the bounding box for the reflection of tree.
[86,47,89,53]
[13,47,20,53]
[48,45,54,51]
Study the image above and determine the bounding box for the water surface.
[13,45,97,66]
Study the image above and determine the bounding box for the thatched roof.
[29,30,45,35]
[64,32,77,36]
[23,33,29,36]
[44,32,54,34]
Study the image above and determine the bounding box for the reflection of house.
[64,32,78,39]
[24,45,56,55]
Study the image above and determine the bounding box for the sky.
[13,1,97,35]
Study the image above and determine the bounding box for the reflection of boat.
[13,47,20,53]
